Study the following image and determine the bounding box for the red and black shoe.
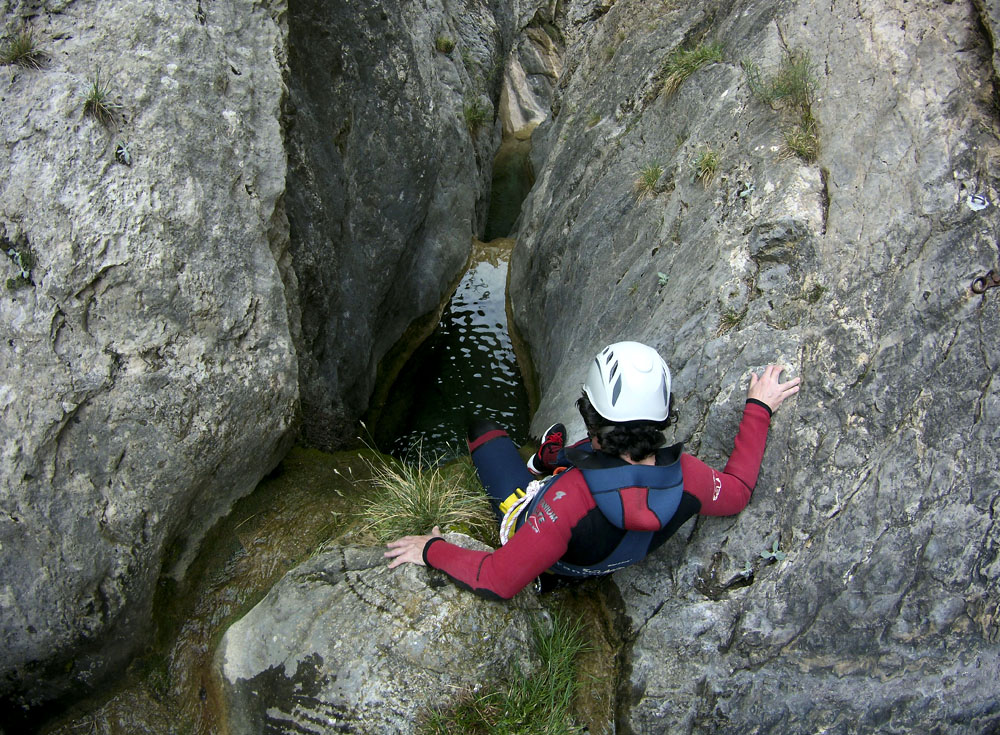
[527,422,566,476]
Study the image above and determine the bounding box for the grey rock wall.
[510,0,1000,731]
[285,0,514,449]
[0,0,297,709]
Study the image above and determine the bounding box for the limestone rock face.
[285,0,514,449]
[0,0,296,708]
[510,0,1000,731]
[501,15,563,139]
[217,540,543,734]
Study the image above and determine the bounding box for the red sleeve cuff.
[422,536,447,566]
[745,398,773,417]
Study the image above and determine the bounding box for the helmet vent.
[611,375,622,405]
[609,361,619,380]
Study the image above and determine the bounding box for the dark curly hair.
[576,392,675,462]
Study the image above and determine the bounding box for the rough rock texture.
[0,0,296,709]
[217,539,544,734]
[510,0,1000,732]
[285,0,515,449]
[501,9,563,139]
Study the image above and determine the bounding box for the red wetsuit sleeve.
[423,472,596,599]
[680,400,772,516]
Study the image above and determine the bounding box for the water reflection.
[378,239,530,461]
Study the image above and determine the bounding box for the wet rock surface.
[217,538,544,734]
[510,0,1000,731]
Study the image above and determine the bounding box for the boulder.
[510,0,1000,731]
[217,539,544,734]
[0,0,296,709]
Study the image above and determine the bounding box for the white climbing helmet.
[583,341,671,422]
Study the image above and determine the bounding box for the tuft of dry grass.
[781,111,820,162]
[356,445,497,546]
[692,147,720,186]
[0,27,45,69]
[82,69,123,128]
[660,42,723,98]
[633,162,663,201]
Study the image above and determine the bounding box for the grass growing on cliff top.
[421,613,589,735]
[0,27,44,68]
[356,445,498,546]
[660,42,723,97]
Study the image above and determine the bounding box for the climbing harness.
[971,269,1000,294]
[499,478,548,545]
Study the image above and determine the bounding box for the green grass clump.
[82,69,122,128]
[634,161,663,201]
[356,447,497,546]
[692,147,720,186]
[743,50,820,162]
[0,27,44,68]
[4,242,34,290]
[463,97,491,134]
[435,35,455,54]
[421,613,589,735]
[661,42,723,97]
[768,51,816,110]
[718,306,745,333]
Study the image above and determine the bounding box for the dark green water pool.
[375,238,531,461]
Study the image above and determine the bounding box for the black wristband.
[746,398,773,417]
[422,536,446,566]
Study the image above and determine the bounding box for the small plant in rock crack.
[718,305,745,333]
[692,147,720,186]
[634,161,664,201]
[82,69,123,128]
[1,27,45,69]
[742,50,820,162]
[660,42,723,98]
[115,139,132,166]
[462,96,490,134]
[760,540,787,563]
[434,34,455,54]
[4,244,35,290]
[656,271,668,287]
[781,109,820,162]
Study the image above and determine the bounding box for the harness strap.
[499,478,550,544]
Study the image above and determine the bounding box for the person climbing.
[384,341,800,599]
